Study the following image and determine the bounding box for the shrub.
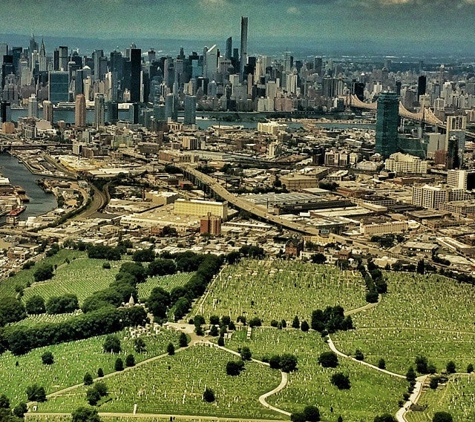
[226,360,245,376]
[179,332,188,348]
[280,353,298,372]
[269,355,281,369]
[26,384,46,402]
[202,387,215,402]
[241,346,252,361]
[83,373,93,386]
[217,336,225,346]
[303,405,320,421]
[446,361,456,374]
[248,317,262,328]
[125,354,135,367]
[331,373,351,390]
[300,320,310,332]
[41,351,54,365]
[86,388,101,405]
[432,412,453,422]
[97,368,104,377]
[318,351,339,368]
[468,363,474,373]
[354,349,364,361]
[270,319,278,327]
[167,342,175,355]
[114,358,124,371]
[378,358,386,370]
[103,335,121,353]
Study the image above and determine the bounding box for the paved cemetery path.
[344,294,381,316]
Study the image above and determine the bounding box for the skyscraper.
[417,75,427,99]
[42,100,53,123]
[48,71,69,104]
[130,48,141,103]
[184,95,196,126]
[75,94,86,128]
[59,46,68,71]
[375,91,399,158]
[28,94,38,118]
[225,37,232,60]
[240,16,248,81]
[94,93,105,128]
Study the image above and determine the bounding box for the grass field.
[38,346,284,420]
[22,257,124,305]
[0,249,86,297]
[0,328,181,406]
[138,272,196,301]
[332,272,475,375]
[191,259,367,323]
[222,327,407,421]
[405,374,475,422]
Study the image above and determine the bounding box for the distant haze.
[0,0,474,58]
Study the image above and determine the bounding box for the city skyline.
[0,0,474,57]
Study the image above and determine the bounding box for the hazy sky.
[1,0,474,49]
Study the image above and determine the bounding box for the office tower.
[48,71,69,103]
[130,48,141,103]
[75,94,86,128]
[59,46,68,71]
[106,101,118,124]
[314,57,323,75]
[395,81,402,96]
[417,75,426,99]
[2,55,14,89]
[165,93,178,122]
[205,45,217,80]
[42,100,53,123]
[153,104,166,122]
[28,94,38,118]
[184,95,196,126]
[1,101,11,123]
[0,44,7,63]
[75,68,84,96]
[92,50,103,81]
[129,102,139,124]
[446,115,467,167]
[38,39,47,72]
[375,91,399,158]
[240,16,248,80]
[11,47,22,75]
[94,93,105,128]
[225,37,232,60]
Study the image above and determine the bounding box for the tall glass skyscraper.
[240,16,248,81]
[48,71,69,104]
[184,95,196,126]
[375,91,399,158]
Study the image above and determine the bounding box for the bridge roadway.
[179,164,405,260]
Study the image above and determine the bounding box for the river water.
[0,153,57,221]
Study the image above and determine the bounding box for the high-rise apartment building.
[75,94,86,128]
[375,91,399,158]
[42,100,53,123]
[27,94,38,118]
[240,16,248,80]
[58,46,68,71]
[225,37,232,60]
[447,169,468,190]
[94,93,105,128]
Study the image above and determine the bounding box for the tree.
[318,352,339,368]
[310,253,327,264]
[25,295,46,314]
[114,358,124,371]
[292,315,300,329]
[468,363,474,373]
[331,373,351,389]
[226,360,245,376]
[303,405,320,421]
[209,325,219,336]
[134,338,146,353]
[167,342,175,355]
[33,264,54,282]
[94,382,108,397]
[430,377,439,390]
[84,373,93,386]
[0,297,26,327]
[301,320,309,332]
[432,412,453,422]
[0,395,9,409]
[415,355,429,374]
[354,349,364,361]
[446,361,456,374]
[406,366,417,382]
[97,368,104,378]
[280,354,298,373]
[374,415,397,422]
[202,387,215,402]
[417,259,425,275]
[378,358,386,370]
[241,347,252,361]
[147,259,176,276]
[217,336,225,346]
[12,402,27,418]
[26,384,46,402]
[103,335,121,353]
[41,351,54,365]
[125,354,135,367]
[132,249,155,263]
[269,355,281,369]
[86,388,101,405]
[248,317,262,328]
[146,287,171,319]
[179,332,188,348]
[71,407,101,422]
[290,413,306,422]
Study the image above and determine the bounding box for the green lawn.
[405,374,475,422]
[222,327,407,421]
[1,249,85,297]
[38,346,284,420]
[138,272,196,301]
[0,328,181,407]
[332,272,475,375]
[191,259,368,324]
[22,257,124,305]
